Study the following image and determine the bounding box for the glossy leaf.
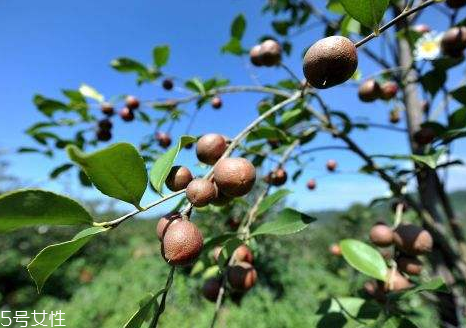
[221,38,244,55]
[79,84,104,103]
[339,0,389,29]
[231,14,246,40]
[153,45,170,68]
[399,277,447,299]
[340,239,388,281]
[28,226,107,292]
[450,86,466,105]
[33,95,68,117]
[50,163,74,179]
[0,189,93,232]
[246,126,289,142]
[251,208,315,236]
[257,189,292,216]
[67,143,148,206]
[150,135,196,194]
[111,58,148,75]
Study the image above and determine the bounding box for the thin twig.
[150,266,176,328]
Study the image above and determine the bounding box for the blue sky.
[0,0,465,216]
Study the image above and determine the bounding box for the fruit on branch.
[202,277,221,302]
[380,81,398,101]
[326,159,337,172]
[389,110,401,124]
[446,0,466,9]
[329,243,342,256]
[307,179,316,190]
[234,244,254,264]
[165,166,193,191]
[265,168,287,186]
[125,95,140,110]
[397,256,423,276]
[441,26,466,58]
[161,220,203,266]
[412,24,431,34]
[413,126,436,145]
[249,44,263,66]
[303,36,358,89]
[101,102,114,116]
[213,158,256,197]
[119,107,135,122]
[98,119,113,130]
[211,185,232,207]
[227,262,257,291]
[196,134,227,165]
[358,79,381,102]
[393,224,433,255]
[162,78,174,91]
[156,132,172,148]
[186,178,217,207]
[369,223,394,247]
[96,129,112,142]
[385,269,412,291]
[156,212,183,241]
[260,39,282,67]
[211,96,222,109]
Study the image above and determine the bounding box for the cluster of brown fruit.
[203,244,257,302]
[119,95,140,122]
[358,79,398,102]
[364,222,433,300]
[96,118,113,142]
[441,26,466,58]
[249,39,282,67]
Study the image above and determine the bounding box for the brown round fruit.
[441,27,466,58]
[329,243,342,256]
[165,166,193,192]
[162,79,174,91]
[446,0,466,8]
[211,96,222,109]
[326,159,337,172]
[119,107,134,122]
[385,270,412,291]
[266,168,287,186]
[369,223,394,247]
[186,179,217,207]
[125,95,140,110]
[96,129,112,142]
[161,220,203,266]
[227,262,257,291]
[303,36,358,89]
[234,244,254,264]
[307,179,316,190]
[101,102,114,116]
[358,79,381,102]
[156,132,172,149]
[202,278,221,302]
[156,212,182,241]
[393,224,433,255]
[250,44,263,66]
[380,81,398,101]
[413,127,435,145]
[397,256,423,276]
[213,158,256,197]
[260,39,282,67]
[196,134,227,165]
[389,110,400,124]
[98,119,112,130]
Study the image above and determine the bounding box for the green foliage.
[222,14,247,55]
[0,189,93,232]
[338,0,389,29]
[124,292,161,328]
[79,84,104,103]
[153,45,170,68]
[251,208,315,236]
[257,189,292,216]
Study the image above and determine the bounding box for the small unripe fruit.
[249,45,263,66]
[260,39,282,67]
[119,107,134,122]
[227,262,257,291]
[397,256,423,276]
[125,95,140,110]
[161,220,203,266]
[162,79,174,91]
[165,166,193,191]
[326,159,337,172]
[446,0,466,9]
[441,27,466,58]
[98,119,112,130]
[214,158,256,197]
[196,134,227,165]
[96,129,112,142]
[413,127,435,145]
[369,223,394,247]
[101,102,114,116]
[211,96,222,109]
[380,81,398,101]
[413,24,431,34]
[385,270,412,291]
[202,278,221,302]
[358,79,381,102]
[389,110,400,124]
[307,179,316,190]
[265,168,287,186]
[303,36,358,89]
[329,243,342,256]
[186,179,217,207]
[393,224,433,255]
[156,212,182,241]
[234,244,254,264]
[156,132,172,149]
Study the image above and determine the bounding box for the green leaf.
[257,189,292,216]
[203,233,237,252]
[153,45,170,68]
[246,126,289,142]
[50,163,74,179]
[33,95,69,117]
[451,86,466,105]
[185,78,206,95]
[218,238,243,267]
[251,208,315,236]
[340,239,388,281]
[231,14,246,40]
[382,317,419,328]
[399,277,447,299]
[272,20,290,36]
[221,38,244,56]
[448,107,466,130]
[124,291,164,328]
[79,84,104,103]
[411,148,446,169]
[316,297,380,320]
[149,135,196,194]
[111,58,148,75]
[28,226,107,292]
[67,143,148,207]
[0,189,93,232]
[338,0,389,29]
[421,69,446,96]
